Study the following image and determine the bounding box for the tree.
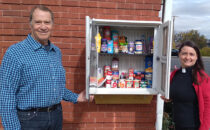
[174,30,207,49]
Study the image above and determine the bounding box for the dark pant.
[17,105,63,130]
[175,126,199,130]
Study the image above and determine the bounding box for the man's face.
[30,9,53,45]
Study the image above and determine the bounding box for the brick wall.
[0,0,161,129]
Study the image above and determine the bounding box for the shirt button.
[54,88,56,91]
[52,76,55,79]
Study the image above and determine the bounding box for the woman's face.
[179,46,198,68]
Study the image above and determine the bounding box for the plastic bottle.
[95,33,102,53]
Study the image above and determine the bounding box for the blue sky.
[173,0,210,39]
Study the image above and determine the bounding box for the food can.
[111,80,118,88]
[104,65,111,77]
[140,81,147,88]
[129,68,134,80]
[119,79,125,88]
[126,80,133,88]
[106,79,111,88]
[133,79,140,88]
[112,70,119,80]
[106,70,112,80]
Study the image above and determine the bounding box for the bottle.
[95,33,102,53]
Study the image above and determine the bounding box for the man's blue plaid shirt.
[0,34,79,130]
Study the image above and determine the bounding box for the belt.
[17,103,61,112]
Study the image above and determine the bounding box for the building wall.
[0,0,161,129]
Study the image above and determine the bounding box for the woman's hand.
[160,96,172,102]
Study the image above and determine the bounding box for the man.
[0,5,91,130]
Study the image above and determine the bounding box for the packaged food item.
[95,33,102,53]
[145,56,153,72]
[140,81,147,88]
[111,57,119,71]
[145,72,152,88]
[118,79,125,88]
[111,30,119,42]
[128,68,134,80]
[106,79,111,88]
[104,65,111,77]
[101,39,108,53]
[121,45,128,53]
[112,70,119,80]
[111,80,118,88]
[106,70,112,80]
[107,40,114,54]
[128,41,135,54]
[133,79,140,88]
[120,72,126,79]
[103,26,111,40]
[119,35,128,53]
[135,40,143,54]
[113,42,119,54]
[126,80,133,88]
[134,70,141,80]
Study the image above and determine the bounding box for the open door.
[155,20,173,99]
[86,16,97,99]
[85,16,91,100]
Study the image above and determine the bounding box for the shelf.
[89,88,157,95]
[99,53,153,56]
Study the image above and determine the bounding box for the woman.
[162,41,210,130]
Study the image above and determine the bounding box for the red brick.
[21,0,41,5]
[3,10,22,17]
[98,2,117,9]
[117,3,136,9]
[61,0,80,7]
[80,1,98,8]
[40,0,61,6]
[0,0,21,4]
[0,4,11,10]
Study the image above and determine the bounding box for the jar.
[135,40,143,54]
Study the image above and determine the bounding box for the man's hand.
[77,90,94,103]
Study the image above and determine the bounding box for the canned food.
[112,70,119,80]
[111,80,118,88]
[129,68,134,80]
[106,79,111,88]
[133,79,140,88]
[119,79,125,88]
[104,65,111,77]
[126,80,133,88]
[106,70,112,80]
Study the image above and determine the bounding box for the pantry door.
[86,16,98,99]
[154,20,173,99]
